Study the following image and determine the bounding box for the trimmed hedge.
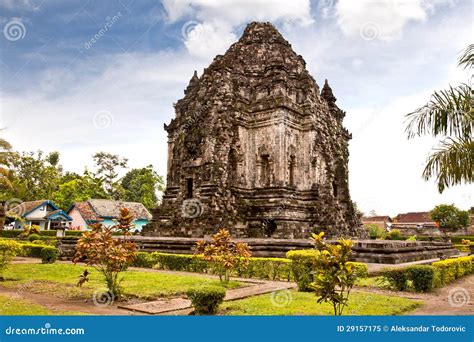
[381,255,474,292]
[186,285,226,315]
[131,252,156,268]
[381,268,408,291]
[450,236,474,244]
[0,229,92,239]
[21,243,47,258]
[286,250,369,292]
[406,265,436,292]
[40,246,59,264]
[432,256,473,286]
[152,253,209,273]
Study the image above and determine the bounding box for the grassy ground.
[2,263,241,301]
[0,294,84,315]
[223,290,422,315]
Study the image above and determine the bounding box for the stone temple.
[143,22,365,239]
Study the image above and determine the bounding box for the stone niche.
[142,22,365,239]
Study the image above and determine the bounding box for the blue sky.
[0,0,472,215]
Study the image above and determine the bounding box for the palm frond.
[458,44,474,69]
[405,84,473,139]
[422,137,474,193]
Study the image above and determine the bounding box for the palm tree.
[405,44,474,193]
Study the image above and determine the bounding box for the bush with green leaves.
[286,249,368,292]
[381,268,408,291]
[21,243,47,258]
[186,285,226,315]
[365,224,385,239]
[406,265,436,292]
[0,239,22,280]
[309,232,359,315]
[131,252,157,268]
[40,246,59,264]
[386,229,403,240]
[286,249,318,291]
[28,234,41,242]
[432,256,473,286]
[407,235,417,241]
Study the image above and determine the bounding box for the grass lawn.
[0,294,84,315]
[355,276,392,289]
[223,290,422,315]
[2,263,241,301]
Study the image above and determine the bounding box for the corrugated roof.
[87,199,152,220]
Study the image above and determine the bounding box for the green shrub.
[132,252,156,268]
[450,236,474,244]
[386,229,403,240]
[28,234,41,242]
[152,253,209,273]
[0,239,23,279]
[186,285,226,315]
[40,246,59,264]
[381,268,408,291]
[0,230,23,238]
[286,250,318,291]
[432,256,474,286]
[350,262,369,278]
[21,243,47,258]
[239,258,293,281]
[365,224,385,239]
[406,265,436,292]
[406,235,417,241]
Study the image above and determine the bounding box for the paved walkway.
[119,280,296,315]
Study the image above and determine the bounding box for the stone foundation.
[57,236,459,264]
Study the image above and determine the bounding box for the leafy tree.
[310,232,357,316]
[0,136,14,192]
[92,152,128,199]
[52,172,109,210]
[405,44,473,192]
[5,151,62,201]
[430,204,470,232]
[121,165,164,209]
[73,207,137,299]
[195,229,251,283]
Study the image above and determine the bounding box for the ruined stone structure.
[143,22,365,239]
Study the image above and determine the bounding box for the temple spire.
[321,79,337,105]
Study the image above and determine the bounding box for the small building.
[392,212,436,229]
[10,200,72,230]
[361,215,392,230]
[67,199,152,231]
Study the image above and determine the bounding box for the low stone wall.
[56,236,459,264]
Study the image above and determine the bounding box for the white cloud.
[162,0,314,59]
[1,50,208,178]
[335,0,428,40]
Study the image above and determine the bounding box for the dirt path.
[0,285,141,315]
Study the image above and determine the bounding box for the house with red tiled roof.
[68,199,152,232]
[9,200,72,230]
[392,212,437,229]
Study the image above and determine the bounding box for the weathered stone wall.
[143,22,365,239]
